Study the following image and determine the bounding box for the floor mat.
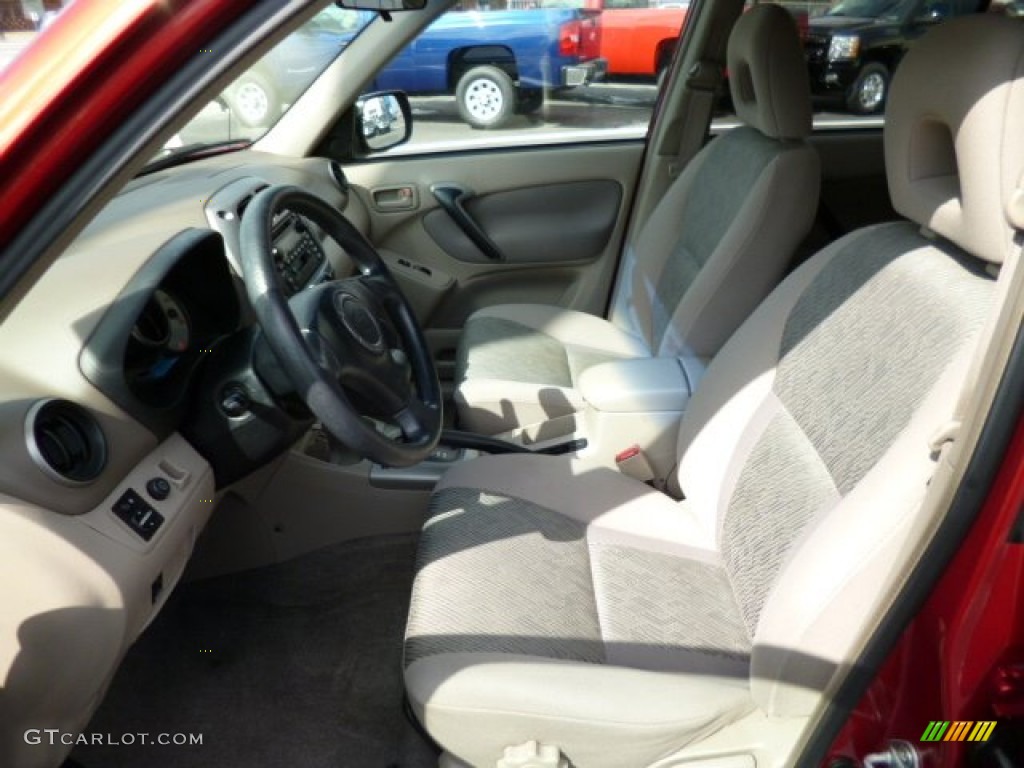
[73,534,438,768]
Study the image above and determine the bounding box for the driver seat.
[404,16,1024,768]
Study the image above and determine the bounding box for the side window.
[383,2,690,152]
[709,0,988,131]
[379,0,995,154]
[766,0,898,121]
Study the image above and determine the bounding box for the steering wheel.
[239,186,442,467]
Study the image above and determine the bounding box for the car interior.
[1,0,1024,767]
[454,4,821,459]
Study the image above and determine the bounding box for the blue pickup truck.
[222,5,605,130]
[372,9,605,128]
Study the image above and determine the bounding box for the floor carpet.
[73,534,438,768]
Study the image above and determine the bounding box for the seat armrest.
[579,358,692,413]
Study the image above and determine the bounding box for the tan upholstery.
[726,3,813,140]
[406,654,752,768]
[455,5,820,436]
[885,15,1024,266]
[406,455,752,768]
[455,304,649,435]
[405,15,1022,767]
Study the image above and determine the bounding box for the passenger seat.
[454,4,821,438]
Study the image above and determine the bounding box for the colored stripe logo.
[921,721,996,742]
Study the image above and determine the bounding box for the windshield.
[154,5,374,163]
[825,0,915,18]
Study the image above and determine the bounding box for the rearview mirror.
[355,92,412,154]
[336,0,427,11]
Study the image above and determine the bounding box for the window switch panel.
[111,489,165,542]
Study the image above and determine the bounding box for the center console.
[576,356,702,481]
[269,210,333,296]
[204,177,337,297]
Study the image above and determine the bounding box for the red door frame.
[0,0,257,246]
[2,2,1023,766]
[826,414,1024,766]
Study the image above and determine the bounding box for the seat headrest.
[885,15,1024,266]
[727,4,812,141]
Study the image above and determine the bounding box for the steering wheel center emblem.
[335,293,385,354]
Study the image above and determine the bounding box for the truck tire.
[225,71,280,129]
[456,66,516,129]
[517,88,544,116]
[846,63,889,115]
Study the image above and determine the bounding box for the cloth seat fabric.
[454,303,650,436]
[454,4,820,435]
[408,223,996,767]
[406,12,1024,768]
[406,457,754,768]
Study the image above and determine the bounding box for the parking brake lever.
[430,184,505,262]
[440,429,531,454]
[439,430,587,456]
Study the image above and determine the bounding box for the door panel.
[423,180,623,265]
[343,141,646,380]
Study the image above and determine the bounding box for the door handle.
[430,183,504,262]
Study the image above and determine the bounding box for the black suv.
[803,0,984,114]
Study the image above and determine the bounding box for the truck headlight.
[828,35,861,61]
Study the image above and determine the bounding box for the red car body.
[825,417,1024,766]
[1,2,1022,766]
[0,0,260,246]
[594,6,687,78]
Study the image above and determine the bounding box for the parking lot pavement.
[174,86,660,149]
[399,85,882,153]
[404,89,655,148]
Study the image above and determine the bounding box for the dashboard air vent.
[26,399,108,486]
[329,160,349,193]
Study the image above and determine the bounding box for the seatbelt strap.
[663,0,733,178]
[668,59,722,179]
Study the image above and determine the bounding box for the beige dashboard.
[0,150,365,768]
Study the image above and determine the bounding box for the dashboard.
[0,152,364,518]
[82,230,241,429]
[80,175,344,444]
[104,163,358,484]
[0,151,369,766]
[120,211,331,404]
[0,147,364,526]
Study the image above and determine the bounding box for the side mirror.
[355,91,412,154]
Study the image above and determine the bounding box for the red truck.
[582,0,688,80]
[518,0,684,80]
[585,0,808,82]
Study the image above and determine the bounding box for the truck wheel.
[846,63,889,115]
[517,88,544,116]
[226,71,280,129]
[456,66,516,129]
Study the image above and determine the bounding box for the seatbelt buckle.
[615,444,655,483]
